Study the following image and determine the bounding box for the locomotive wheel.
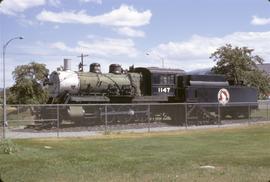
[187,106,218,125]
[228,107,249,120]
[159,113,170,121]
[133,105,148,123]
[105,106,117,124]
[163,105,185,125]
[135,114,148,123]
[105,105,149,124]
[115,106,133,123]
[35,106,59,127]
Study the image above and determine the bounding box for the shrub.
[0,140,18,154]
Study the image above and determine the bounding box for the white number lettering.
[158,87,170,93]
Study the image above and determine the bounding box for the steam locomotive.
[39,59,258,125]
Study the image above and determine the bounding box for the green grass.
[1,125,270,182]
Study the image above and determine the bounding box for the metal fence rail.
[0,101,269,139]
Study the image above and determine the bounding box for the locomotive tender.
[41,59,258,124]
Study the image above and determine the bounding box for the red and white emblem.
[218,88,230,105]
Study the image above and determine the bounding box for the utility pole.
[78,53,89,72]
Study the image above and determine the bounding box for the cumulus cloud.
[50,38,138,57]
[149,31,270,71]
[115,27,145,37]
[79,0,102,4]
[18,16,35,26]
[251,16,270,26]
[48,0,61,7]
[36,4,152,27]
[0,0,45,15]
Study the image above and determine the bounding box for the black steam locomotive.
[39,59,258,125]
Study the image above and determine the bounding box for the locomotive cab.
[133,67,185,98]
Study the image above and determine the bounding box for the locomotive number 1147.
[158,87,171,93]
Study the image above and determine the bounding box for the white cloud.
[36,4,152,27]
[79,0,102,4]
[53,25,60,29]
[51,42,69,51]
[115,27,145,37]
[251,16,270,26]
[0,0,45,15]
[48,0,61,7]
[149,31,270,71]
[18,16,35,26]
[87,34,99,39]
[50,38,138,57]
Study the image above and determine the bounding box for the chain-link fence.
[0,101,269,139]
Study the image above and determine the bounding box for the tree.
[210,44,270,99]
[8,62,49,104]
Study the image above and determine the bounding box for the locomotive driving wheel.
[104,105,117,124]
[115,105,133,123]
[132,105,148,123]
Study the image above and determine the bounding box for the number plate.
[158,87,171,93]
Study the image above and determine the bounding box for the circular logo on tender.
[218,88,230,105]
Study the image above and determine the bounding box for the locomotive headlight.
[48,70,80,97]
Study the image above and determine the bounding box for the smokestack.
[63,59,71,71]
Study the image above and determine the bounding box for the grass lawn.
[1,124,270,182]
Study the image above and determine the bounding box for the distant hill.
[257,63,270,75]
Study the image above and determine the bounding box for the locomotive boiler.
[48,60,141,104]
[39,59,258,125]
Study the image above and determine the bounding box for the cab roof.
[134,67,185,75]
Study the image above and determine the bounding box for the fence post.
[57,104,60,138]
[2,103,6,140]
[185,104,188,129]
[17,105,19,121]
[105,105,108,134]
[248,103,251,125]
[267,102,269,121]
[2,113,5,140]
[147,104,150,133]
[218,103,221,127]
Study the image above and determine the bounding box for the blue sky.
[1,0,270,86]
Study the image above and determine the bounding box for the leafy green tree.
[8,62,49,104]
[210,44,270,99]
